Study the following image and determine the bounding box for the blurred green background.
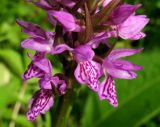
[0,0,160,127]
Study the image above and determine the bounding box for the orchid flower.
[27,74,67,121]
[22,52,52,81]
[98,48,143,107]
[17,19,73,54]
[73,45,102,92]
[105,4,149,40]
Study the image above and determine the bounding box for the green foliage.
[0,49,23,77]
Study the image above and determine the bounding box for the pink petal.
[74,61,102,91]
[129,32,146,40]
[73,45,95,62]
[33,0,53,10]
[109,69,137,79]
[87,32,110,49]
[21,38,52,52]
[118,15,149,40]
[16,19,47,38]
[22,63,45,80]
[108,48,143,60]
[51,44,73,54]
[98,76,118,107]
[104,62,137,79]
[39,75,67,95]
[112,60,143,71]
[34,58,52,74]
[48,10,82,32]
[27,89,54,121]
[108,4,141,25]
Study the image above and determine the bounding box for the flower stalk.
[53,79,74,127]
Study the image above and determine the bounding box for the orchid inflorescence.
[17,0,149,121]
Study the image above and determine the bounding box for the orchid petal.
[112,60,143,71]
[104,62,137,79]
[98,75,118,107]
[118,15,149,40]
[108,4,141,25]
[87,32,110,49]
[51,44,73,54]
[22,53,52,80]
[48,10,82,32]
[108,48,143,60]
[73,45,95,62]
[32,0,53,10]
[74,61,102,91]
[27,89,54,121]
[21,37,52,52]
[16,19,47,38]
[39,75,67,95]
[129,32,146,40]
[22,63,45,80]
[34,58,52,74]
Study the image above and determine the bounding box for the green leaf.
[0,49,24,77]
[0,63,11,86]
[0,76,20,109]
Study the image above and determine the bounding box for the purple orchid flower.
[73,45,102,92]
[103,48,143,79]
[17,19,54,52]
[106,5,149,40]
[22,52,52,81]
[98,48,143,107]
[115,15,149,40]
[39,74,67,95]
[17,19,73,54]
[27,74,67,121]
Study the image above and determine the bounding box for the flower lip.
[27,89,54,121]
[98,75,118,107]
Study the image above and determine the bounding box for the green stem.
[9,82,27,127]
[54,78,75,127]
